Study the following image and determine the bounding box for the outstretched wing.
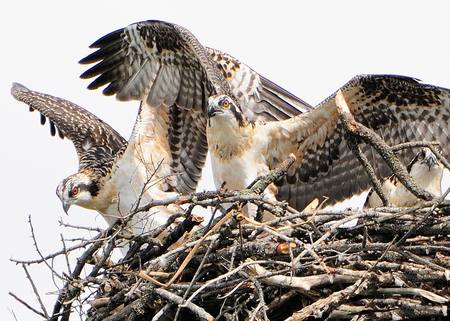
[263,75,450,210]
[206,48,313,120]
[79,20,312,194]
[11,83,127,174]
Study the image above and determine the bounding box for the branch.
[247,154,296,195]
[285,279,370,321]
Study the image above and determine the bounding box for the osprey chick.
[364,148,444,207]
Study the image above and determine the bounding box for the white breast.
[94,140,178,236]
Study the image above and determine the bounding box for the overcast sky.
[2,1,450,319]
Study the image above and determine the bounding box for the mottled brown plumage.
[207,75,450,211]
[11,83,183,235]
[11,83,126,182]
[79,20,312,194]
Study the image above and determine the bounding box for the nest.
[11,183,450,321]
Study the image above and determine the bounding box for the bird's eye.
[72,187,79,196]
[222,100,230,108]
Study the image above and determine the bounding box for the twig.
[182,260,291,307]
[285,279,370,321]
[174,237,217,321]
[347,136,390,206]
[8,292,48,319]
[140,209,236,288]
[152,303,173,321]
[375,287,448,303]
[154,288,214,321]
[249,277,269,321]
[245,258,359,291]
[10,234,104,265]
[248,154,296,195]
[26,215,64,280]
[395,186,450,247]
[60,234,71,273]
[22,264,50,318]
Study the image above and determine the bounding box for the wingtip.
[11,83,31,102]
[11,82,29,93]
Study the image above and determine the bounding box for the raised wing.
[79,20,312,194]
[263,75,450,210]
[11,83,127,174]
[206,48,313,120]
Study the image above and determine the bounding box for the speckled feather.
[208,75,450,211]
[79,20,313,195]
[275,75,450,209]
[11,83,184,237]
[10,83,127,180]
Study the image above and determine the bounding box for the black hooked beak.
[62,202,71,215]
[207,102,222,118]
[423,153,438,170]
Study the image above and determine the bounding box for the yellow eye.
[72,187,79,196]
[222,100,230,108]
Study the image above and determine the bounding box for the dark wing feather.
[11,83,127,174]
[206,48,313,120]
[272,75,450,210]
[79,20,312,194]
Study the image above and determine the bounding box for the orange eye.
[222,100,230,108]
[72,187,79,195]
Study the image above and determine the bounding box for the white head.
[408,148,444,195]
[56,172,99,213]
[207,94,247,127]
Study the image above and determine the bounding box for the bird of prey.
[364,148,444,208]
[11,83,178,235]
[206,75,450,213]
[12,21,312,235]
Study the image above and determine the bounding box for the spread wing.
[79,20,312,194]
[11,83,127,175]
[206,48,313,120]
[262,75,450,210]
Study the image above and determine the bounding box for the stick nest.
[12,188,450,321]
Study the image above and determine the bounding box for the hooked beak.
[423,154,438,170]
[207,101,222,118]
[62,202,71,215]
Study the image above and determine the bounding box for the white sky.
[2,1,450,320]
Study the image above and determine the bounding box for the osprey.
[206,75,450,213]
[364,148,444,208]
[11,83,179,235]
[12,21,311,235]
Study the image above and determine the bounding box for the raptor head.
[56,172,99,214]
[408,148,444,192]
[207,94,247,127]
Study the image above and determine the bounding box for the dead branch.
[9,291,48,319]
[285,279,370,321]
